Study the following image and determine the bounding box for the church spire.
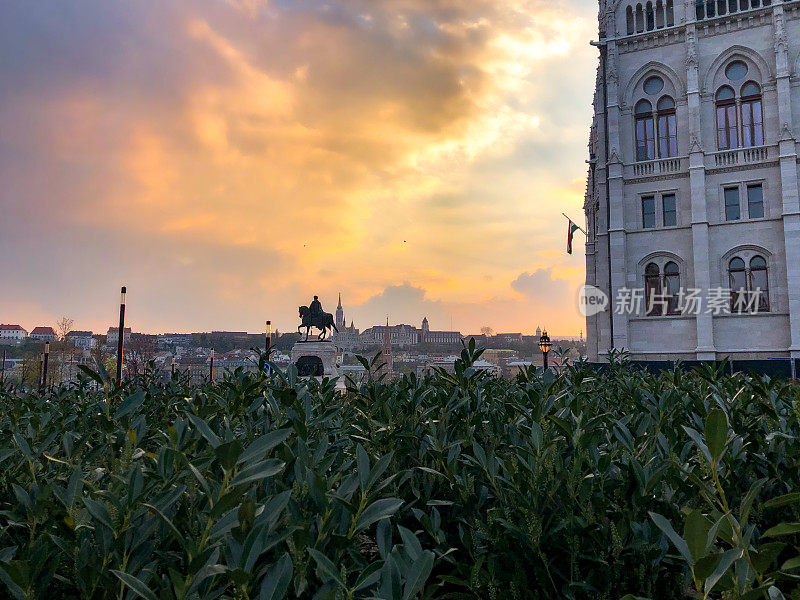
[335,292,344,330]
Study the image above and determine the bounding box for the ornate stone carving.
[609,147,621,164]
[774,11,787,53]
[606,45,619,86]
[781,122,795,141]
[685,27,698,70]
[689,134,702,154]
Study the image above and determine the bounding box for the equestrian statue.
[298,295,338,341]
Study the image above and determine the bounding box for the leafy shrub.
[0,344,799,599]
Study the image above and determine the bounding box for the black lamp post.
[116,286,126,385]
[265,320,272,357]
[41,342,50,391]
[538,329,552,370]
[209,349,215,381]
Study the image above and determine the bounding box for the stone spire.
[335,293,344,330]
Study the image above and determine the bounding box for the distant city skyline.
[0,1,597,337]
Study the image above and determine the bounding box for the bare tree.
[125,335,157,376]
[56,317,74,341]
[480,326,494,337]
[55,317,75,384]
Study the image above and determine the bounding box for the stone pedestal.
[290,340,341,384]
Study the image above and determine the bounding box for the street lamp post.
[209,349,215,382]
[171,356,176,379]
[116,286,126,385]
[41,342,50,392]
[265,320,272,357]
[538,329,552,371]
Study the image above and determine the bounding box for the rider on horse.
[310,296,322,319]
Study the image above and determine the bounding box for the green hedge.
[0,344,799,599]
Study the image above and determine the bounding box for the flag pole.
[562,213,587,234]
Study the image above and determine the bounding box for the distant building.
[494,333,523,344]
[331,297,462,350]
[66,330,96,350]
[361,323,419,347]
[30,326,57,342]
[333,294,361,351]
[158,333,192,347]
[107,327,132,345]
[374,320,394,379]
[0,324,28,343]
[335,293,345,330]
[482,348,520,364]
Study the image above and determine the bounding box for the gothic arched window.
[728,257,747,311]
[635,99,655,161]
[716,86,738,150]
[666,0,674,24]
[657,96,677,157]
[664,261,680,314]
[646,1,655,29]
[749,255,769,311]
[740,81,764,147]
[645,262,662,316]
[626,6,635,34]
[635,3,644,32]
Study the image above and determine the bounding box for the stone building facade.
[585,0,800,361]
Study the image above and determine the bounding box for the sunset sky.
[0,0,597,336]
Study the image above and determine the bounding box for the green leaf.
[0,564,27,600]
[12,434,32,461]
[684,510,710,562]
[64,467,84,508]
[230,459,284,486]
[762,522,800,538]
[694,553,723,581]
[763,492,800,510]
[767,586,786,600]
[144,503,188,550]
[751,542,786,572]
[683,426,711,463]
[259,554,293,600]
[704,409,728,462]
[238,429,292,464]
[111,569,159,600]
[402,550,434,600]
[186,461,211,498]
[780,556,800,570]
[365,451,394,492]
[84,497,115,531]
[355,498,404,533]
[187,414,220,448]
[704,548,742,593]
[215,440,243,471]
[398,525,422,561]
[0,449,17,466]
[649,512,693,564]
[740,477,768,523]
[308,549,345,588]
[354,561,383,591]
[357,444,370,491]
[114,391,145,419]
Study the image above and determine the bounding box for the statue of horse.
[298,305,338,341]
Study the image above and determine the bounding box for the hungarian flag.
[566,219,580,254]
